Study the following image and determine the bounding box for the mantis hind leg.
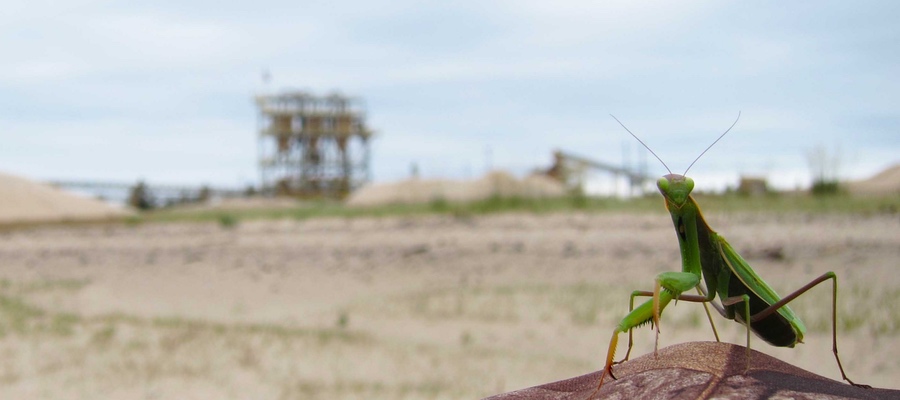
[729,272,870,388]
[753,272,869,388]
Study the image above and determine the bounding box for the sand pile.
[0,172,132,224]
[346,170,566,207]
[847,163,900,196]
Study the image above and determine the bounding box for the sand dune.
[0,172,132,224]
[847,163,900,196]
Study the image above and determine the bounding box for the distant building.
[255,91,374,198]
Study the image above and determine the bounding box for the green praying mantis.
[592,113,869,396]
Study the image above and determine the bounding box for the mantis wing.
[715,234,806,347]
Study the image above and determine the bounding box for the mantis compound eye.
[657,177,669,193]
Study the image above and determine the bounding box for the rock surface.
[483,341,898,400]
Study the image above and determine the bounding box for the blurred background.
[0,1,897,399]
[1,1,897,197]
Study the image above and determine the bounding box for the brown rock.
[483,341,898,400]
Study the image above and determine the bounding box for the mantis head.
[657,174,694,207]
[611,112,741,203]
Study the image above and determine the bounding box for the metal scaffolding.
[255,91,373,198]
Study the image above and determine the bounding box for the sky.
[1,1,898,194]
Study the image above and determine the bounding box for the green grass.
[137,196,645,224]
[134,193,900,225]
[0,294,45,335]
[689,193,900,215]
[0,191,891,230]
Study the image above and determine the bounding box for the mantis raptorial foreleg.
[596,272,703,382]
[617,285,721,364]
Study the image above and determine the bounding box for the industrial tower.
[255,91,373,198]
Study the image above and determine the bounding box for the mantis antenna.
[683,111,741,176]
[610,114,672,175]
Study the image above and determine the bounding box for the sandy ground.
[0,211,897,399]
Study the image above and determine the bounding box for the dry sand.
[847,163,900,196]
[0,211,896,399]
[0,172,132,225]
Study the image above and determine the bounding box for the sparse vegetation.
[336,311,349,329]
[128,180,154,210]
[218,213,239,228]
[811,180,843,196]
[807,144,845,197]
[135,193,900,225]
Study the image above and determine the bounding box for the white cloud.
[0,1,896,189]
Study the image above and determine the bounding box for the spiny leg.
[746,272,870,388]
[654,283,724,357]
[592,292,675,399]
[651,271,706,358]
[617,287,718,364]
[595,272,704,397]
